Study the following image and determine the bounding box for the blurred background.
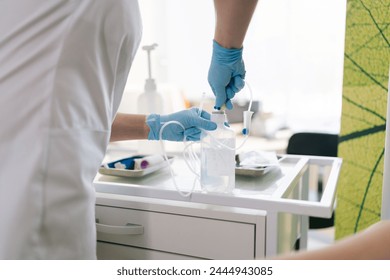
[118,0,347,143]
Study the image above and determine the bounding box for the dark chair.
[286,132,339,229]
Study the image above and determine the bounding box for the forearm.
[214,0,258,49]
[278,220,390,260]
[110,113,150,142]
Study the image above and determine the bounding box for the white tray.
[99,156,174,178]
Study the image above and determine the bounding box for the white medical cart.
[94,153,341,259]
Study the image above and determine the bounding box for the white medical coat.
[0,0,142,259]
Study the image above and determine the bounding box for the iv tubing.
[159,121,198,197]
[157,83,254,198]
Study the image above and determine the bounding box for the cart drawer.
[96,205,256,259]
[97,242,198,260]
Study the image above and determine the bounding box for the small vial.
[200,111,236,193]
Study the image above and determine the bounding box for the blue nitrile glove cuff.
[208,40,246,111]
[212,40,243,63]
[146,108,217,142]
[146,114,162,140]
[146,114,176,141]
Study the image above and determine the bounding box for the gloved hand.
[208,40,246,110]
[146,108,217,141]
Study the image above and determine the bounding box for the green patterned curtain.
[336,0,390,239]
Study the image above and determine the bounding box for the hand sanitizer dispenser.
[138,43,164,155]
[137,43,163,114]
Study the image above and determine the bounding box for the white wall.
[120,0,347,134]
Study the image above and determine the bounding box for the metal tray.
[235,165,276,177]
[235,155,284,177]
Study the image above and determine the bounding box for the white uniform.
[0,0,142,259]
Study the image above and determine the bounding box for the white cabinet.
[95,194,266,259]
[94,155,341,259]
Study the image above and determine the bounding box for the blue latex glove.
[208,40,246,110]
[146,108,217,141]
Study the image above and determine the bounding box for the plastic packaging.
[200,111,236,193]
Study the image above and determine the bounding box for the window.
[120,0,346,134]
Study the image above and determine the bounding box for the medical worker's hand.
[208,40,246,110]
[146,108,217,141]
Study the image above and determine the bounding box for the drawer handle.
[96,221,144,235]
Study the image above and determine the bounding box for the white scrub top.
[0,0,142,259]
